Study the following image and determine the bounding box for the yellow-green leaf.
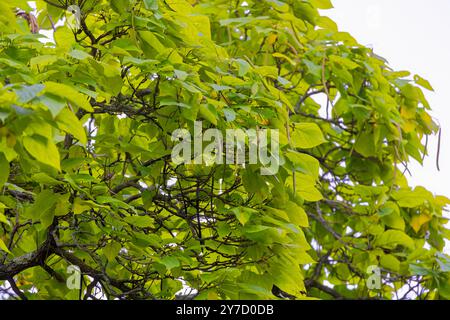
[285,201,309,227]
[0,238,11,254]
[292,123,326,149]
[288,173,323,202]
[56,108,87,144]
[285,151,320,178]
[309,0,333,9]
[414,74,434,91]
[380,254,401,272]
[410,213,432,233]
[0,153,10,188]
[375,230,415,250]
[103,242,122,262]
[199,104,218,125]
[23,135,61,171]
[44,81,94,112]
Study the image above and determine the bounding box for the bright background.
[325,0,450,198]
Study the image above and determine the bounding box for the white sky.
[325,0,450,198]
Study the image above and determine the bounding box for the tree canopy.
[0,0,449,300]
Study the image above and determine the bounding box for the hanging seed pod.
[16,10,39,34]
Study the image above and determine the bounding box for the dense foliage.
[0,0,449,300]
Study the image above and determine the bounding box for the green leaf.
[111,0,130,14]
[291,123,326,149]
[96,196,131,209]
[309,0,334,9]
[380,254,400,272]
[303,60,322,78]
[15,84,45,104]
[0,153,10,188]
[56,108,87,144]
[234,58,251,77]
[354,131,377,157]
[0,210,9,226]
[103,242,122,262]
[133,234,163,249]
[54,26,75,51]
[316,16,338,31]
[210,84,233,91]
[73,198,94,215]
[55,193,71,216]
[243,225,271,234]
[138,31,165,53]
[199,104,218,125]
[284,201,309,227]
[0,238,11,254]
[436,253,450,272]
[68,49,91,60]
[375,230,415,250]
[223,108,236,122]
[39,94,67,117]
[270,255,305,297]
[28,189,58,229]
[31,172,62,186]
[410,213,432,233]
[382,212,405,231]
[221,76,247,86]
[231,207,256,226]
[30,55,58,69]
[219,16,269,27]
[298,186,323,202]
[285,151,320,178]
[288,173,323,202]
[174,69,188,81]
[144,0,159,10]
[265,206,290,222]
[23,135,61,171]
[392,187,432,208]
[44,81,94,112]
[160,256,180,270]
[329,55,360,70]
[124,216,153,228]
[409,264,433,276]
[414,74,434,91]
[265,0,289,12]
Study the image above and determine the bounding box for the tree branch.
[7,277,28,300]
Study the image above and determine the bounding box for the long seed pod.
[16,10,39,34]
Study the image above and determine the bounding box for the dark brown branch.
[7,277,28,300]
[305,279,344,299]
[307,204,342,241]
[0,234,54,280]
[41,263,65,283]
[52,247,151,299]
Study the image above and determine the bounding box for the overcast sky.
[325,0,450,198]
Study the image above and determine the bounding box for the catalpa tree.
[0,0,449,300]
